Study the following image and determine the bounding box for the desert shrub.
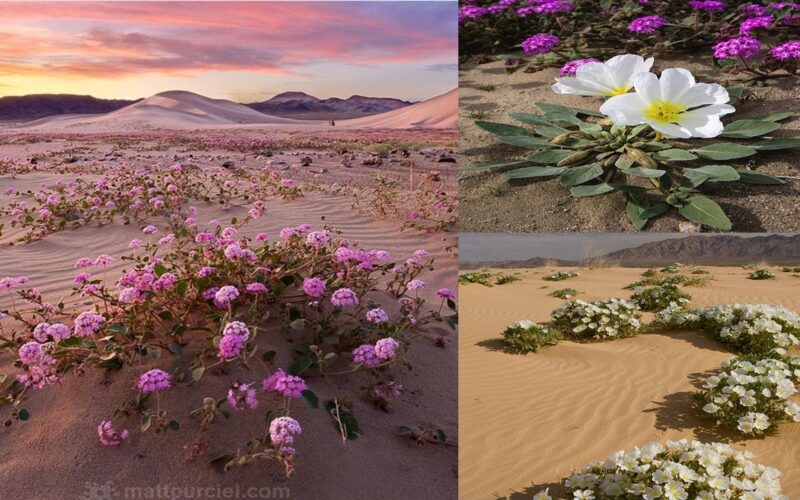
[495,274,521,285]
[501,321,562,353]
[749,269,776,280]
[625,273,709,289]
[530,440,786,500]
[696,355,800,436]
[782,266,800,273]
[549,288,577,299]
[552,298,642,341]
[542,270,579,282]
[630,283,691,311]
[655,303,800,356]
[459,271,494,286]
[690,268,710,275]
[660,263,682,274]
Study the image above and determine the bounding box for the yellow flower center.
[644,100,687,124]
[606,86,631,96]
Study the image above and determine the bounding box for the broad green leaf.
[475,120,530,136]
[751,138,800,151]
[615,157,634,169]
[678,195,732,230]
[654,148,698,161]
[626,201,648,230]
[736,170,786,185]
[726,84,745,105]
[505,166,566,179]
[691,143,757,160]
[535,101,604,117]
[620,167,666,178]
[544,111,582,127]
[721,119,781,138]
[526,149,573,164]
[683,165,740,184]
[578,122,602,134]
[639,142,672,152]
[639,202,670,219]
[301,390,319,409]
[570,183,615,197]
[749,112,792,122]
[507,112,554,127]
[559,163,604,187]
[608,184,650,194]
[534,126,567,138]
[496,135,556,149]
[460,160,529,173]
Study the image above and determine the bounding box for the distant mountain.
[0,94,137,121]
[246,92,411,119]
[461,234,800,269]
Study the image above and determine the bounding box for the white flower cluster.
[532,440,787,500]
[655,303,800,355]
[543,270,580,282]
[698,356,800,435]
[502,320,562,353]
[749,269,776,280]
[631,283,691,312]
[552,298,642,340]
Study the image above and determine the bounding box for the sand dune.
[341,89,457,129]
[17,91,312,132]
[460,266,800,499]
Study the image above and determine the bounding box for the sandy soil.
[459,54,800,232]
[0,137,458,499]
[459,265,800,499]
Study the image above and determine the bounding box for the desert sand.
[16,89,458,133]
[459,266,800,499]
[460,54,800,232]
[0,134,458,499]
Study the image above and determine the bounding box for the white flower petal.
[659,68,696,104]
[600,93,647,125]
[677,113,725,138]
[680,83,731,107]
[633,72,661,103]
[605,54,655,89]
[552,76,612,96]
[647,120,692,138]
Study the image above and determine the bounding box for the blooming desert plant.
[549,287,578,299]
[631,283,692,311]
[655,303,800,355]
[696,355,800,436]
[552,298,643,340]
[530,439,787,499]
[749,268,777,279]
[543,270,580,281]
[465,54,799,230]
[501,320,563,353]
[0,219,457,476]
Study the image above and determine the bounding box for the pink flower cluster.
[73,311,105,337]
[262,369,308,399]
[365,308,390,324]
[32,322,71,342]
[352,337,400,368]
[0,276,28,289]
[739,15,773,35]
[97,420,130,447]
[330,288,359,307]
[17,341,59,389]
[269,416,302,455]
[713,36,762,59]
[136,368,172,393]
[559,58,599,77]
[213,285,240,309]
[521,34,560,55]
[227,382,259,411]
[302,277,326,298]
[769,40,800,60]
[218,321,251,360]
[628,15,668,34]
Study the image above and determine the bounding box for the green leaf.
[751,138,800,151]
[460,160,529,173]
[168,420,181,431]
[396,425,414,436]
[721,119,781,138]
[191,366,204,381]
[726,84,745,105]
[474,120,530,136]
[620,167,666,178]
[496,135,556,149]
[289,318,306,331]
[534,126,567,138]
[526,149,573,164]
[678,195,732,230]
[626,201,648,230]
[653,148,698,162]
[289,355,314,376]
[153,263,167,277]
[535,101,604,117]
[639,202,670,219]
[301,389,319,409]
[570,183,615,197]
[736,170,786,185]
[608,184,650,194]
[507,112,554,127]
[639,142,672,152]
[559,163,603,187]
[167,343,183,355]
[18,409,30,421]
[504,166,566,179]
[749,112,792,122]
[692,143,757,160]
[683,165,740,186]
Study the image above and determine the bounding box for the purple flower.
[437,287,457,301]
[521,34,560,55]
[214,285,239,308]
[302,277,326,298]
[459,5,489,22]
[246,282,268,294]
[19,342,45,365]
[374,338,399,361]
[352,344,381,368]
[713,36,762,59]
[227,382,258,411]
[407,279,426,291]
[262,369,307,398]
[559,58,599,77]
[330,288,359,307]
[222,321,251,339]
[533,0,574,14]
[137,369,172,393]
[769,40,800,60]
[688,0,727,12]
[269,416,301,455]
[739,15,773,34]
[365,308,390,324]
[739,4,770,17]
[628,15,668,34]
[218,333,246,360]
[97,420,129,447]
[770,2,800,8]
[74,311,105,337]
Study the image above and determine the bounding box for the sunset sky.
[0,1,456,102]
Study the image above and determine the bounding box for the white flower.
[552,54,654,97]
[599,68,735,138]
[533,489,552,500]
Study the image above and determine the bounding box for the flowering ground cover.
[0,131,459,498]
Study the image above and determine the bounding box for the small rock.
[300,156,313,166]
[437,155,456,163]
[678,222,701,233]
[221,160,235,168]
